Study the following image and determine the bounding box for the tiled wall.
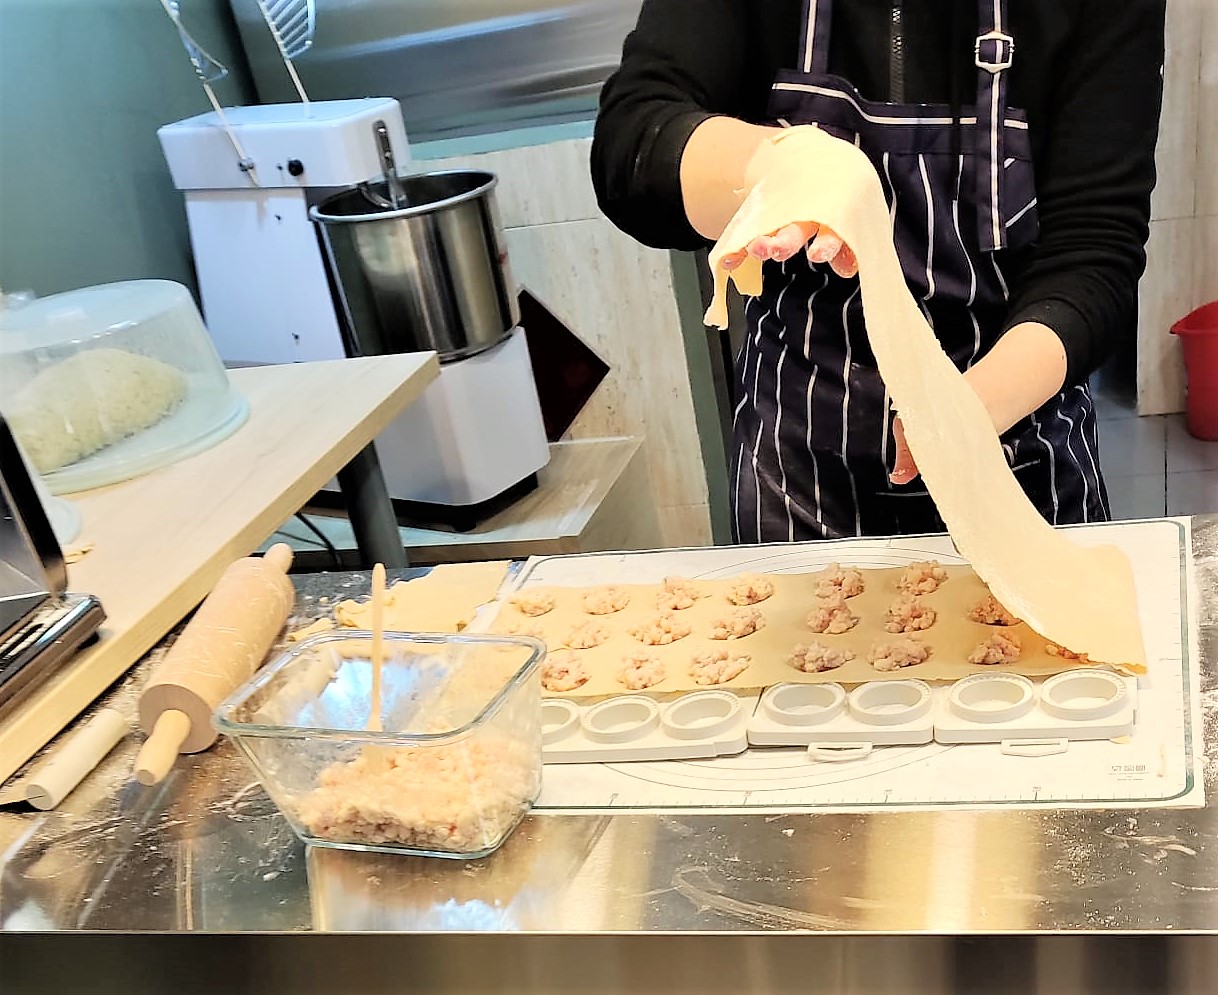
[425,139,715,548]
[1138,0,1218,414]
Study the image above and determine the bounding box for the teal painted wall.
[0,0,254,299]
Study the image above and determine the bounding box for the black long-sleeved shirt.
[591,0,1165,384]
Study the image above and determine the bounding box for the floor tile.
[1167,470,1218,516]
[1097,415,1167,477]
[1105,474,1167,521]
[1166,414,1218,473]
[1091,384,1138,422]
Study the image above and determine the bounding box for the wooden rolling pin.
[134,544,295,786]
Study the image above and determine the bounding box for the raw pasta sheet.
[704,126,1146,670]
[489,565,1129,700]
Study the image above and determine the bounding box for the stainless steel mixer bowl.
[311,170,519,362]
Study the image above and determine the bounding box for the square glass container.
[214,631,543,859]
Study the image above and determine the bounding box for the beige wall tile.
[505,218,712,544]
[1152,0,1203,221]
[422,139,599,229]
[1197,0,1218,216]
[656,503,715,548]
[1137,217,1196,414]
[1196,214,1218,304]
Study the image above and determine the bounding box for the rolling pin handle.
[134,709,193,786]
[264,543,294,575]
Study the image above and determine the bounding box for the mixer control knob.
[286,159,305,177]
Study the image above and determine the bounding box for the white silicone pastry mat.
[514,520,1203,813]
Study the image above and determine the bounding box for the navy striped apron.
[730,0,1108,543]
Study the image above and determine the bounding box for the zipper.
[889,1,907,103]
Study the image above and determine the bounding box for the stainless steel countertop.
[2,521,1216,936]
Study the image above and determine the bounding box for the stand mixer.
[156,2,550,528]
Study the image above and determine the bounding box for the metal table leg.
[335,444,408,568]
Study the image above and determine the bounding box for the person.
[591,0,1165,542]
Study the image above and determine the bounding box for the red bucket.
[1171,301,1218,440]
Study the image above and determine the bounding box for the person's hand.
[722,221,859,278]
[890,416,919,485]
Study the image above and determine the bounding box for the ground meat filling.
[868,637,932,672]
[899,561,949,596]
[726,573,775,606]
[563,621,610,649]
[814,563,865,599]
[806,594,859,635]
[541,651,591,692]
[1046,642,1091,662]
[968,594,1020,626]
[617,652,666,690]
[884,595,937,633]
[791,642,855,673]
[708,606,766,640]
[656,577,707,611]
[582,586,631,615]
[628,613,693,646]
[689,649,750,686]
[511,591,556,617]
[968,631,1022,666]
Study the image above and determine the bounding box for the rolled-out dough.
[491,566,1139,700]
[328,561,512,635]
[705,127,1145,669]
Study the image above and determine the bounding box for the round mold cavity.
[662,691,742,740]
[1040,670,1127,721]
[541,698,581,745]
[761,682,846,726]
[581,695,661,744]
[848,680,932,726]
[949,673,1036,724]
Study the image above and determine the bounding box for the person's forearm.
[680,117,782,240]
[964,322,1068,436]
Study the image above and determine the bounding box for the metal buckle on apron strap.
[974,31,1015,74]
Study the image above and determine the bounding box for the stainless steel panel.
[227,0,644,141]
[312,170,519,360]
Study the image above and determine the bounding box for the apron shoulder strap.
[973,0,1015,252]
[798,0,834,75]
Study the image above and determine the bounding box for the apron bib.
[731,0,1108,543]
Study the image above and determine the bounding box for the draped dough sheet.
[704,126,1146,670]
[491,566,1137,701]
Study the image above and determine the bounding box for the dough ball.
[583,586,631,615]
[503,619,547,641]
[628,613,692,646]
[617,653,666,690]
[511,591,556,617]
[790,642,855,673]
[7,347,188,473]
[883,595,936,633]
[541,651,590,692]
[868,637,931,672]
[814,563,865,599]
[898,560,948,596]
[708,606,766,640]
[726,573,775,606]
[968,594,1020,626]
[563,621,610,650]
[689,649,750,686]
[968,631,1022,666]
[806,594,858,635]
[656,576,707,611]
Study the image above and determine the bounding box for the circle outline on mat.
[662,690,741,740]
[541,698,581,745]
[582,695,661,744]
[762,682,847,726]
[1039,669,1127,722]
[848,680,932,726]
[949,673,1036,724]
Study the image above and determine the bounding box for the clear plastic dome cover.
[0,280,248,494]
